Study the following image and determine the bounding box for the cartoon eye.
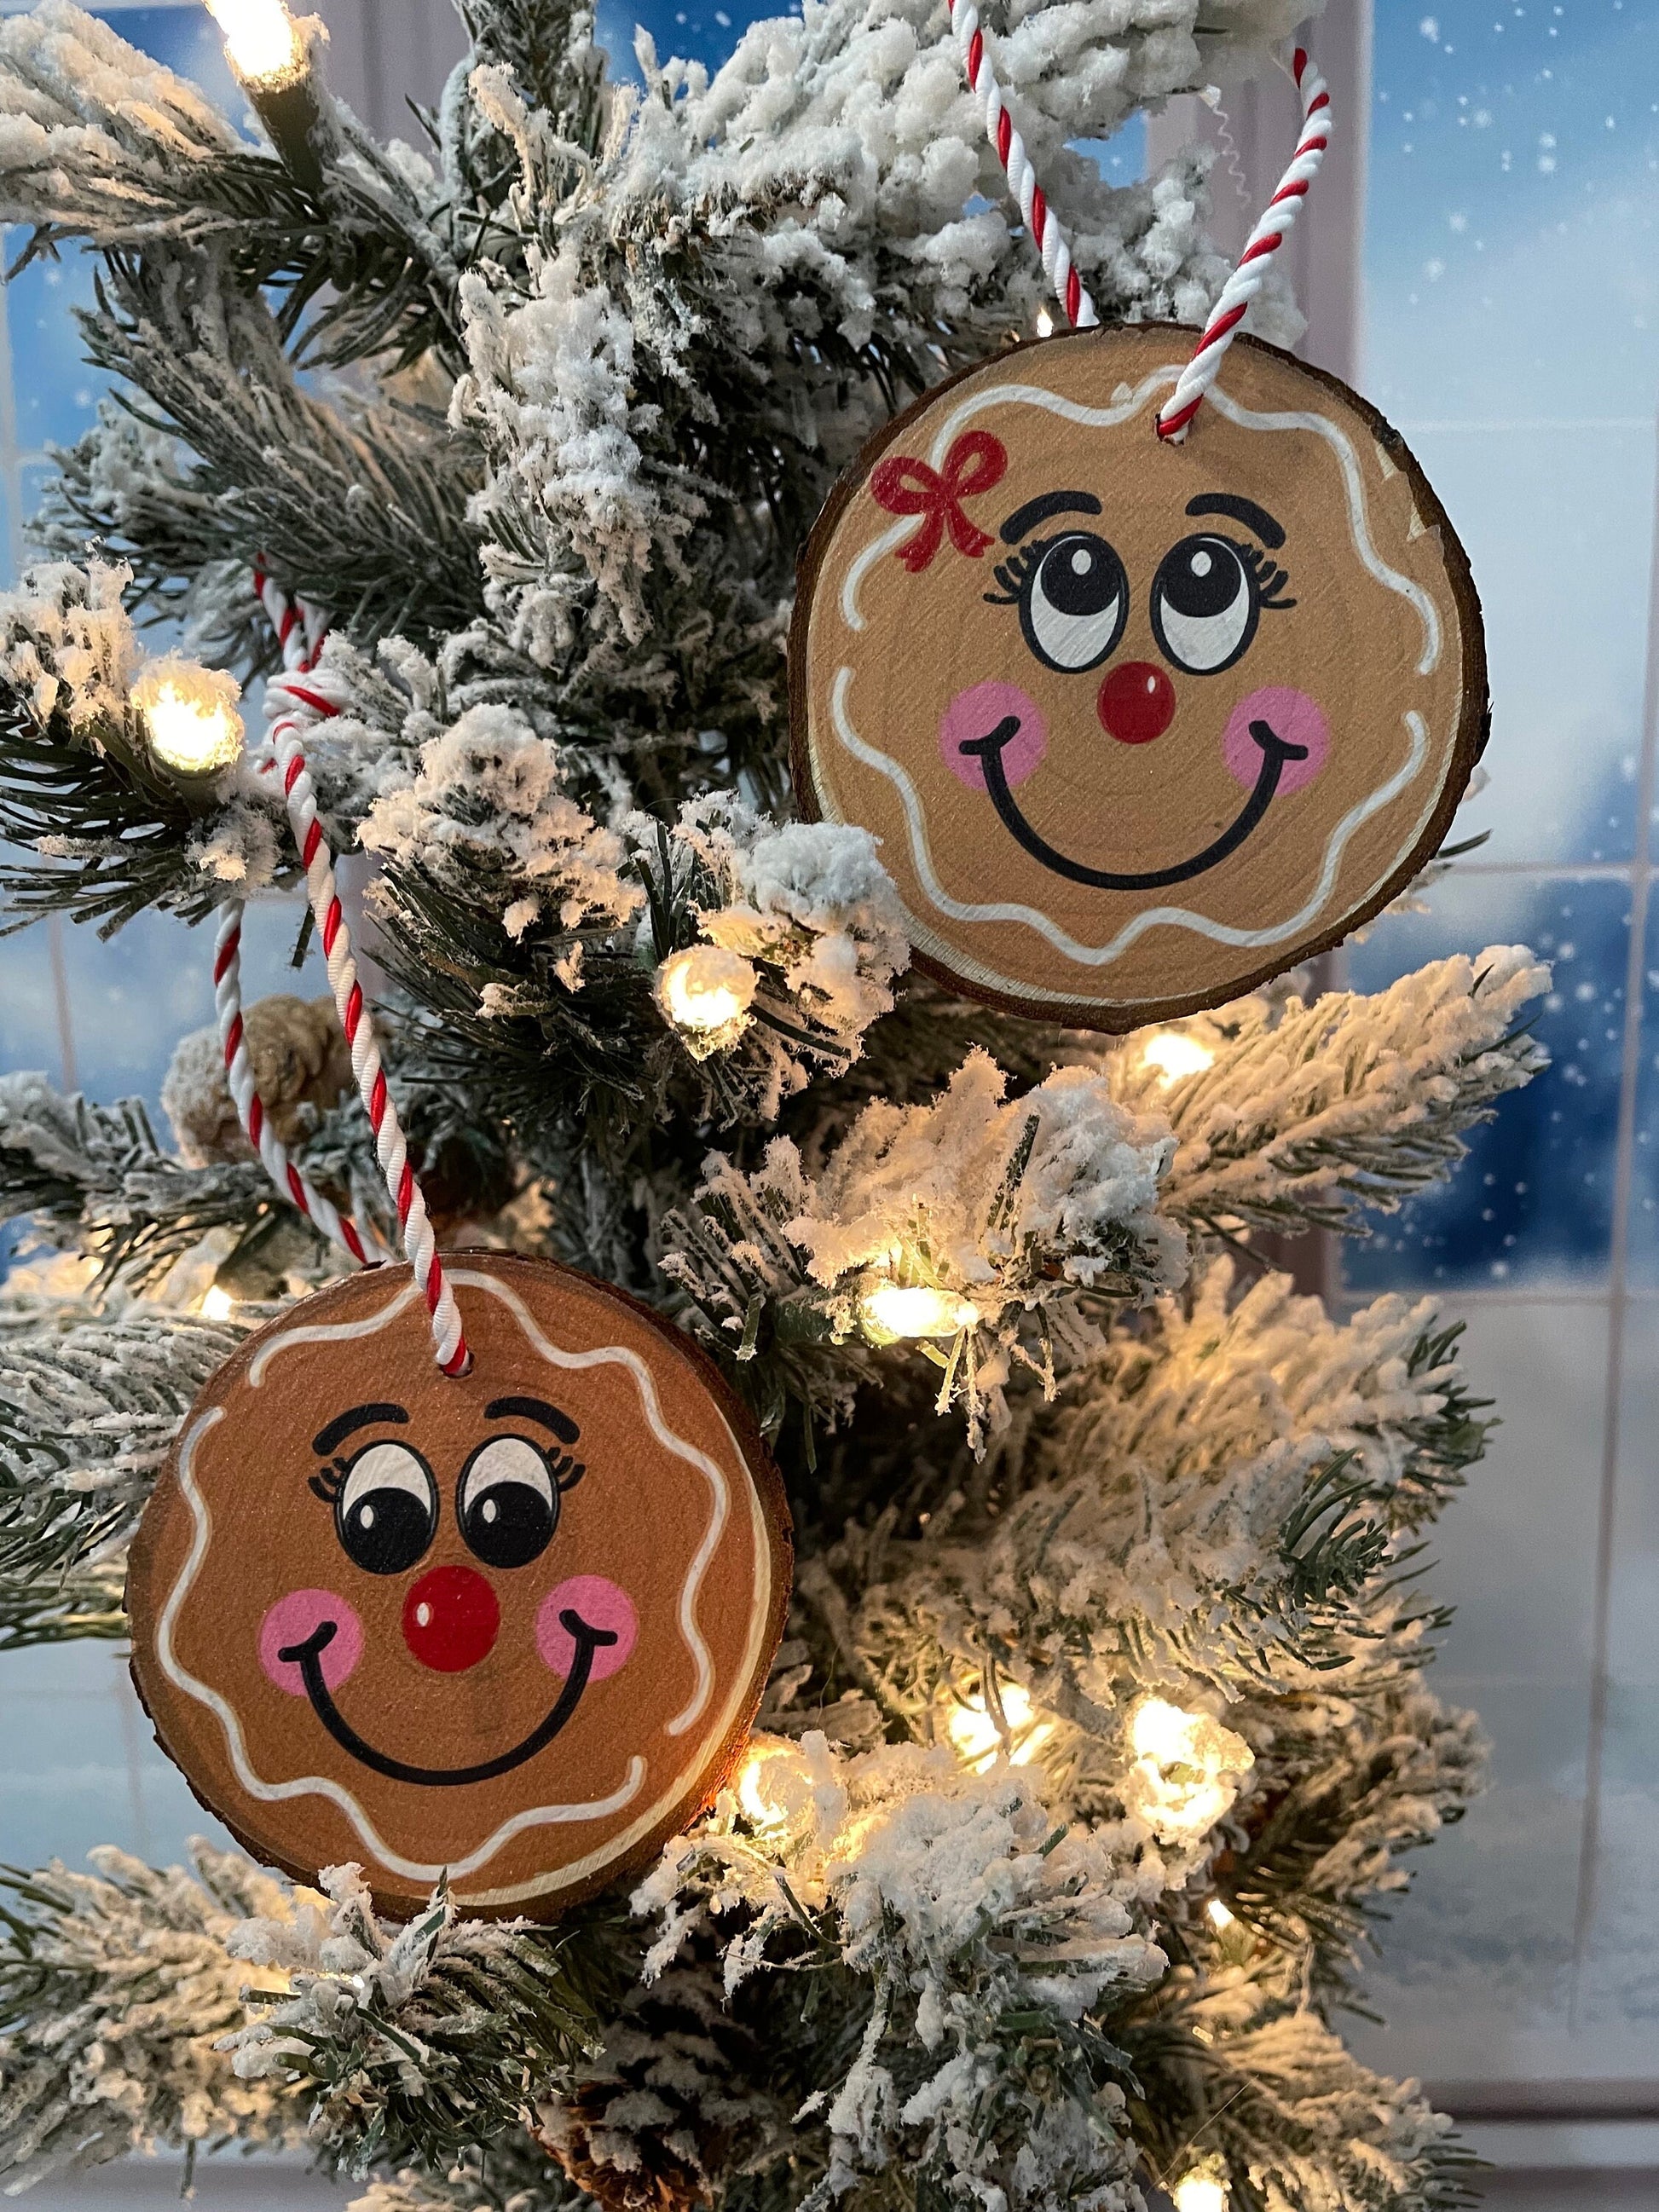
[1150,534,1259,675]
[1018,533,1129,673]
[458,1436,558,1570]
[334,1441,438,1576]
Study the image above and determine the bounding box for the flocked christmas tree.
[0,2,1552,2208]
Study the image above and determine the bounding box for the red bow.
[870,430,1009,573]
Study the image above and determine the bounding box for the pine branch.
[0,683,227,935]
[1121,1984,1480,2212]
[0,1293,248,1649]
[71,252,483,656]
[0,1845,303,2191]
[223,1866,628,2177]
[0,1072,286,1287]
[1217,1683,1487,2002]
[1112,950,1552,1243]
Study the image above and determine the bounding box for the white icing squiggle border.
[825,360,1451,974]
[158,1270,774,1898]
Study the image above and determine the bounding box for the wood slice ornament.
[128,1252,791,1920]
[789,323,1487,1029]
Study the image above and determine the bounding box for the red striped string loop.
[947,0,1096,331]
[1156,49,1332,443]
[210,568,471,1377]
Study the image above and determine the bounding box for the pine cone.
[538,2079,721,2212]
[164,995,353,1166]
[534,1970,782,2212]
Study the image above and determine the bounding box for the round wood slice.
[791,323,1487,1030]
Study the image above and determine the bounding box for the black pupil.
[1163,539,1243,619]
[1038,536,1119,618]
[339,1487,431,1575]
[462,1479,555,1570]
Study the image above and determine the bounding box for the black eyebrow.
[1000,489,1102,543]
[312,1403,409,1456]
[1185,493,1286,549]
[485,1395,581,1444]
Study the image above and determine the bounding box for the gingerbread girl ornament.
[791,51,1486,1030]
[129,1256,790,1920]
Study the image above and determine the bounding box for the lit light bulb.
[1172,2172,1228,2212]
[132,656,244,779]
[205,0,303,84]
[654,944,758,1049]
[1124,1696,1254,1846]
[1139,1030,1215,1085]
[201,1285,236,1321]
[859,1284,977,1341]
[946,1683,1056,1771]
[1130,1697,1204,1766]
[1035,307,1055,338]
[731,1736,805,1839]
[1205,1898,1235,1932]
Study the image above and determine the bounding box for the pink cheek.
[939,680,1048,792]
[1222,687,1330,795]
[537,1576,638,1683]
[258,1589,364,1696]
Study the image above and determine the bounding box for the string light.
[205,0,303,85]
[1205,1898,1235,1932]
[1172,2169,1228,2212]
[201,1285,236,1322]
[131,656,245,779]
[654,944,758,1053]
[205,0,332,197]
[946,1683,1055,1770]
[1124,1696,1254,1845]
[731,1736,806,1841]
[860,1283,977,1341]
[1035,307,1055,337]
[1139,1030,1215,1085]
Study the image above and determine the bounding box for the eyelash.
[983,537,1049,607]
[309,1458,348,1506]
[1228,536,1296,609]
[983,534,1295,614]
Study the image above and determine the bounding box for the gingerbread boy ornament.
[791,325,1486,1029]
[129,1254,791,1920]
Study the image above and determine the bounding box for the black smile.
[957,716,1309,891]
[276,1608,617,1787]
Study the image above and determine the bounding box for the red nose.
[1098,661,1176,744]
[402,1564,499,1672]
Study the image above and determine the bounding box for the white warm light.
[1139,1030,1215,1085]
[732,1736,806,1839]
[655,944,758,1038]
[201,1285,236,1321]
[1035,307,1055,338]
[1172,2174,1228,2212]
[205,0,304,84]
[947,1683,1056,1771]
[132,656,244,777]
[1130,1697,1205,1766]
[1124,1695,1254,1846]
[1205,1897,1235,1932]
[861,1284,977,1340]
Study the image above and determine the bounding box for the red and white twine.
[951,16,1330,439]
[211,569,471,1377]
[1155,49,1332,442]
[949,0,1097,332]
